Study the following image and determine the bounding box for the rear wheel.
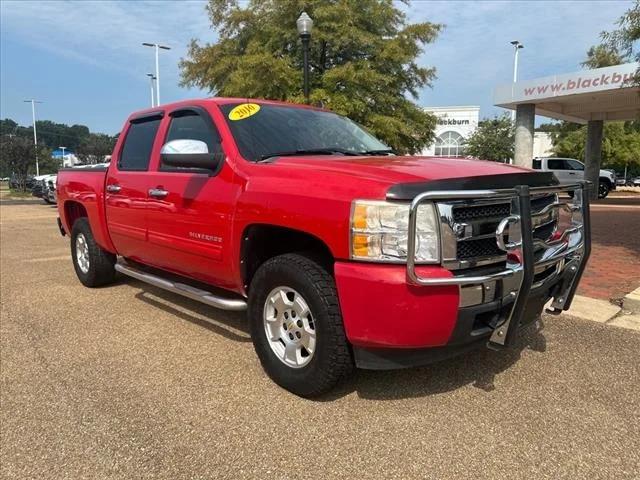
[248,254,353,397]
[70,218,116,287]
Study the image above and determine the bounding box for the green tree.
[601,0,639,83]
[28,120,90,151]
[76,133,117,164]
[581,44,625,69]
[0,136,52,190]
[550,122,640,174]
[463,114,514,163]
[180,0,442,154]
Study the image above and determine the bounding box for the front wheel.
[598,181,610,199]
[248,254,353,397]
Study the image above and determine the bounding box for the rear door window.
[532,159,541,169]
[118,117,162,171]
[547,159,568,170]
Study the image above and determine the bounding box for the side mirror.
[160,139,222,172]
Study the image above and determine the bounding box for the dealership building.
[421,106,479,157]
[421,106,552,158]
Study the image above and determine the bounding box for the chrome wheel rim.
[263,286,316,369]
[75,233,90,274]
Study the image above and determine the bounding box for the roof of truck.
[128,97,327,121]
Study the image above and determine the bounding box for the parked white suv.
[532,157,616,198]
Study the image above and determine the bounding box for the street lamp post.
[296,12,313,104]
[60,146,66,167]
[510,40,524,121]
[142,42,171,106]
[23,99,43,176]
[146,73,157,107]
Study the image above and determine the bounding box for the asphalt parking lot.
[1,200,639,479]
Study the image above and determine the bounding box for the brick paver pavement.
[578,194,640,302]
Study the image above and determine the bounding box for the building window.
[434,131,465,157]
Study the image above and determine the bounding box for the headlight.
[350,200,440,263]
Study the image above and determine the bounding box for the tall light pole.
[296,12,313,104]
[142,42,170,106]
[60,146,66,167]
[146,73,157,107]
[23,99,43,176]
[510,40,524,121]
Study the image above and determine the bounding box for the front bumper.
[335,182,591,367]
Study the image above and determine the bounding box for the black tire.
[70,218,116,287]
[248,253,353,397]
[598,181,610,199]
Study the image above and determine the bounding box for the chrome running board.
[115,262,247,311]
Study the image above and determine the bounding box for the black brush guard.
[406,182,591,350]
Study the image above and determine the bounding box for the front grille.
[457,237,503,260]
[533,220,555,240]
[451,194,557,266]
[453,203,510,222]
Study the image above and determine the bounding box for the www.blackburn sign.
[494,62,638,104]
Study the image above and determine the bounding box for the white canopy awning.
[494,62,639,124]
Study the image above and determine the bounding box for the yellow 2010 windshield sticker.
[228,103,261,121]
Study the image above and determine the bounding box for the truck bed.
[57,166,116,254]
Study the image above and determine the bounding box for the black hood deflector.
[386,172,558,201]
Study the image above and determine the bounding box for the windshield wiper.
[258,148,362,162]
[359,148,396,156]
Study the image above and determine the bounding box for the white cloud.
[406,0,634,115]
[0,0,635,128]
[0,0,213,82]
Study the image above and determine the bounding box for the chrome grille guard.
[406,182,591,349]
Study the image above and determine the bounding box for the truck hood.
[273,155,532,185]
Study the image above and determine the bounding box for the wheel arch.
[240,224,335,291]
[599,176,613,187]
[63,200,88,232]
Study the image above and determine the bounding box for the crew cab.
[532,157,615,198]
[56,98,591,396]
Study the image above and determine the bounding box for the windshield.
[219,102,391,161]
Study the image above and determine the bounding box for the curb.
[559,295,620,323]
[609,314,640,331]
[557,294,640,332]
[622,287,640,314]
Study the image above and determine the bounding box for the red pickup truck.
[57,98,591,396]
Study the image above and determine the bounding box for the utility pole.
[142,43,170,106]
[146,73,157,107]
[23,99,43,176]
[510,40,524,122]
[60,146,67,167]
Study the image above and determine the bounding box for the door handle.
[148,188,169,199]
[106,184,121,193]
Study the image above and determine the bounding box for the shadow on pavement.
[131,283,250,343]
[322,321,547,402]
[117,274,549,401]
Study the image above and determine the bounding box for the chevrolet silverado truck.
[56,98,591,397]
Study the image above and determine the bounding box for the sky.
[0,0,634,135]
